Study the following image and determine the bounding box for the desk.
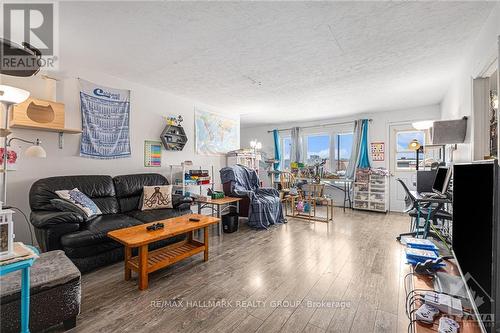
[0,247,39,333]
[406,259,482,333]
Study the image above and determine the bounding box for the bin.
[222,212,239,233]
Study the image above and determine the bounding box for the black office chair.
[395,178,452,243]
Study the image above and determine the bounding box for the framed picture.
[144,140,162,167]
[370,142,385,161]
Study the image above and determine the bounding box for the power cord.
[3,205,35,245]
[407,318,419,333]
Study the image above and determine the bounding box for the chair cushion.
[0,250,80,304]
[60,214,142,249]
[62,239,123,259]
[127,208,190,223]
[113,173,169,212]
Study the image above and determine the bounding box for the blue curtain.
[273,129,280,170]
[357,119,372,168]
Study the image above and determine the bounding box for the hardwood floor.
[59,208,412,333]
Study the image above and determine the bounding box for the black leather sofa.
[29,173,192,273]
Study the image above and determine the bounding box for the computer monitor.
[432,167,451,195]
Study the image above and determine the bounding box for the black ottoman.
[0,250,81,332]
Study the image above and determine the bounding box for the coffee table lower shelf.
[124,237,209,290]
[127,239,205,273]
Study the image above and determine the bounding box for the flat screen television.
[453,160,499,333]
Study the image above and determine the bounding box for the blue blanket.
[220,165,284,229]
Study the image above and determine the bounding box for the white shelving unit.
[353,170,389,212]
[169,164,214,197]
[227,149,261,176]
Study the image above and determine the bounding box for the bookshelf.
[161,125,187,151]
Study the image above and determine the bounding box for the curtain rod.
[266,119,372,133]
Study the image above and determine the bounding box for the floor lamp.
[0,85,47,207]
[408,139,422,171]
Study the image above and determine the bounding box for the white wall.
[241,104,441,201]
[0,70,228,245]
[441,3,500,162]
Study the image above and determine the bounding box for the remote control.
[146,223,165,231]
[415,304,439,324]
[189,218,200,222]
[438,317,459,333]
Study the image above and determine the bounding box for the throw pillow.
[55,188,102,218]
[141,185,173,211]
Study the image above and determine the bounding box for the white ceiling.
[59,1,494,127]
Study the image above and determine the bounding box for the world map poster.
[195,108,240,155]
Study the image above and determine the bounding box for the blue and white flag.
[79,79,131,159]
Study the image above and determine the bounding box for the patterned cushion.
[55,188,102,218]
[140,185,173,211]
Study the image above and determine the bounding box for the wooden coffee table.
[107,214,220,290]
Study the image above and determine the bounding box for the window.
[395,130,425,170]
[306,134,331,170]
[335,133,353,172]
[279,130,354,172]
[281,137,292,170]
[280,129,353,174]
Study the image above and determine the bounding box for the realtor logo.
[3,3,54,55]
[448,272,495,326]
[1,1,59,71]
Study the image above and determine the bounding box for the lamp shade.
[408,139,421,151]
[25,144,46,158]
[0,85,30,105]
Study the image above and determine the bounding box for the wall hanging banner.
[79,79,131,159]
[144,140,162,167]
[195,108,239,155]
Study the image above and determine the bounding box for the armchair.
[220,165,284,229]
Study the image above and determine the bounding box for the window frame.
[280,135,292,171]
[334,132,354,172]
[278,125,354,172]
[394,129,428,171]
[305,132,332,170]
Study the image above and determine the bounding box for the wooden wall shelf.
[10,123,82,134]
[8,97,82,149]
[9,123,82,149]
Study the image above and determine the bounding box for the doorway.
[388,124,426,212]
